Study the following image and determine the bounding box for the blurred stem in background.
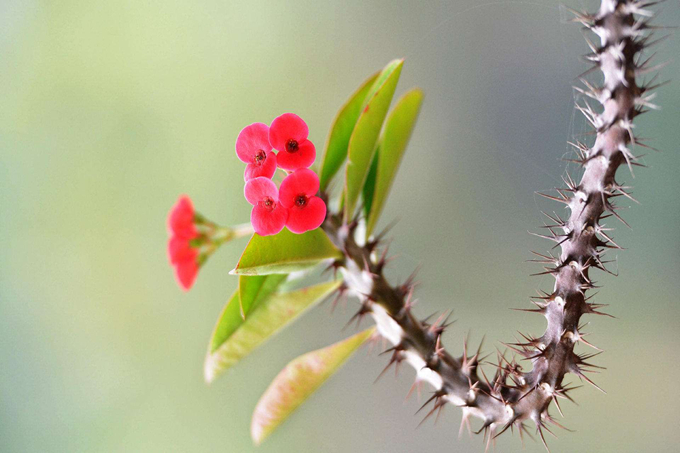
[194,218,253,260]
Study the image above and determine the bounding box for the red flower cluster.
[167,195,199,291]
[236,113,326,236]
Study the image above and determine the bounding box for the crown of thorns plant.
[166,1,671,449]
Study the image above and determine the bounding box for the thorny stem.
[322,0,664,449]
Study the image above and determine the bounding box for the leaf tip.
[203,354,217,384]
[250,423,264,446]
[251,401,272,446]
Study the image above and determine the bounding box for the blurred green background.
[1,0,678,452]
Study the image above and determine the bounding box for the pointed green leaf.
[232,229,342,276]
[343,59,404,220]
[319,71,380,192]
[208,290,242,355]
[365,89,423,238]
[251,328,375,445]
[238,274,288,319]
[361,59,403,112]
[204,280,342,383]
[361,152,379,218]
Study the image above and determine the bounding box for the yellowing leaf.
[232,228,342,276]
[251,328,375,445]
[204,281,342,384]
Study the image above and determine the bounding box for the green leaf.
[232,229,342,276]
[365,88,423,238]
[204,280,342,383]
[238,274,288,319]
[343,59,404,220]
[250,328,375,445]
[208,290,242,355]
[361,152,379,218]
[319,71,380,192]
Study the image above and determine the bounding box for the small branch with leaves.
[166,0,669,449]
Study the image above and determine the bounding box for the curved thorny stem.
[322,0,665,449]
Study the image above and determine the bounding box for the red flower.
[168,195,197,239]
[167,195,199,291]
[168,236,197,264]
[236,122,277,181]
[268,113,315,171]
[175,258,199,291]
[169,237,199,290]
[244,177,289,236]
[279,169,326,234]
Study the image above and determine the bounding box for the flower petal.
[251,204,288,236]
[168,236,197,265]
[236,123,272,164]
[275,139,315,171]
[244,177,279,206]
[279,168,320,208]
[244,150,277,181]
[168,195,197,238]
[285,196,326,234]
[175,259,199,291]
[269,113,309,151]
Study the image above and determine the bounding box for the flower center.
[295,195,307,207]
[261,197,275,211]
[286,139,299,153]
[254,150,266,165]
